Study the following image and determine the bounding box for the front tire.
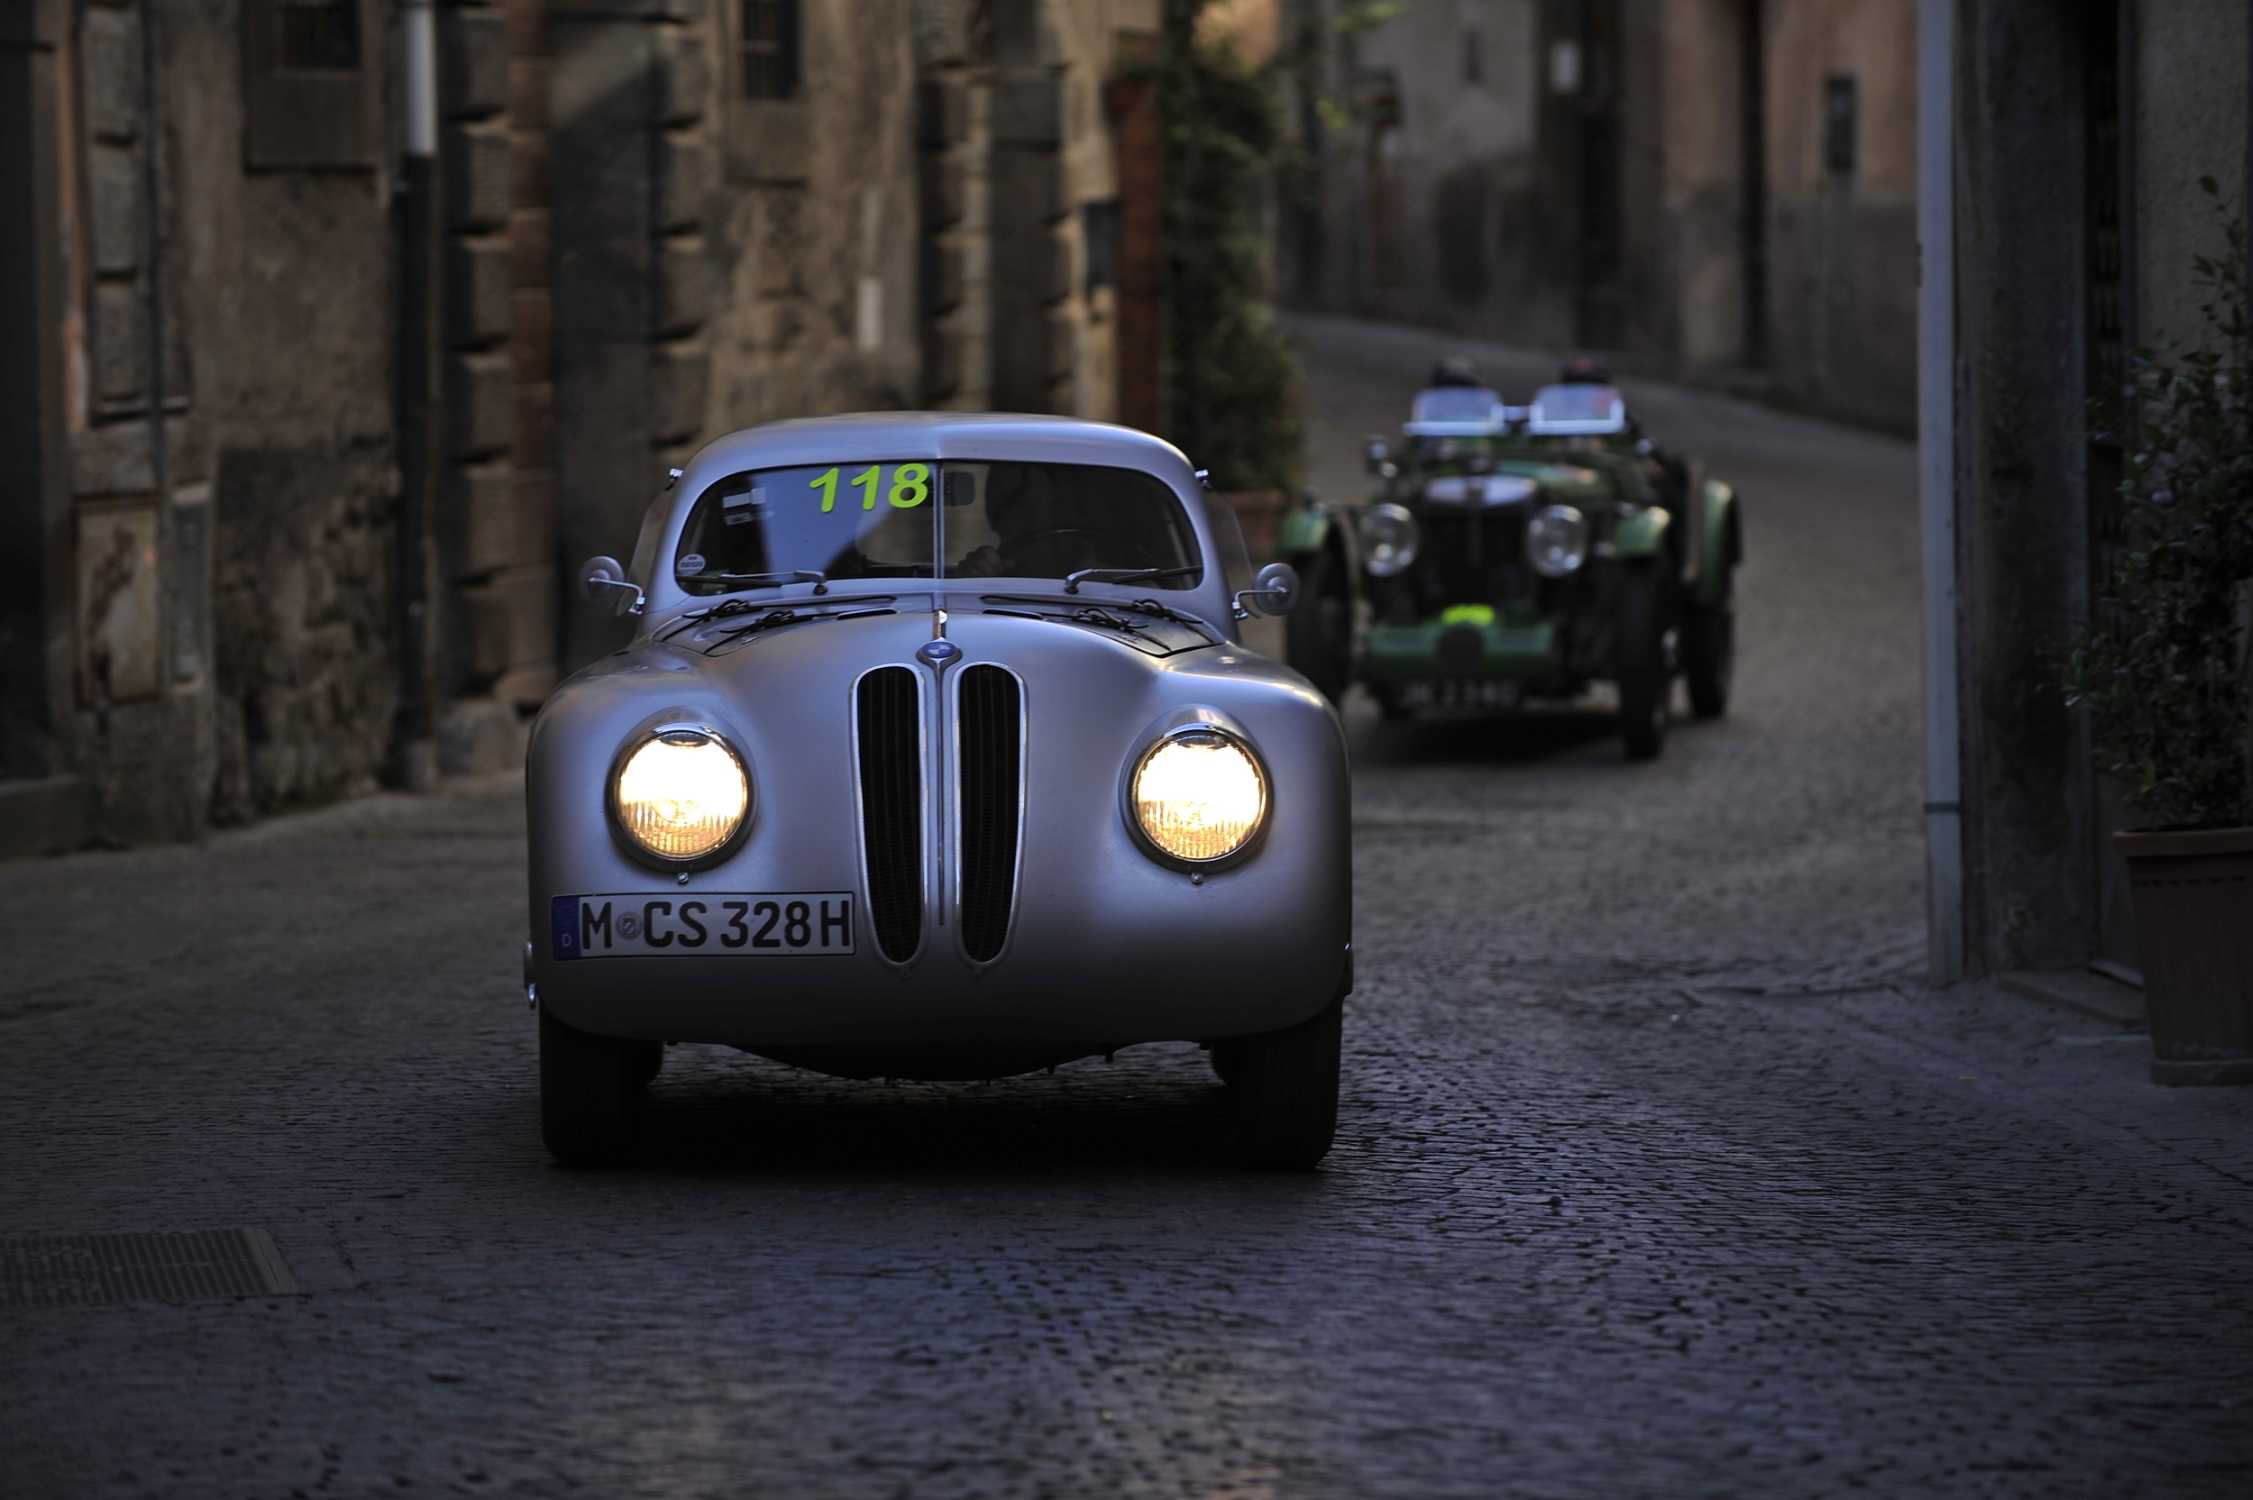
[540,1006,646,1166]
[1616,565,1670,761]
[1683,594,1734,719]
[1230,998,1343,1169]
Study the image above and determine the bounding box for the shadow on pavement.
[1349,703,1625,767]
[571,1047,1313,1179]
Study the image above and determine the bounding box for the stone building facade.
[1938,0,2251,982]
[1278,0,1916,433]
[0,0,1164,854]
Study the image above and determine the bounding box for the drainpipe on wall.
[137,0,169,660]
[1918,0,1963,983]
[395,0,439,790]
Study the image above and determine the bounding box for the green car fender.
[1276,497,1363,584]
[1612,505,1672,562]
[1693,480,1742,606]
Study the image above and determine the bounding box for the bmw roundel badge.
[917,639,963,669]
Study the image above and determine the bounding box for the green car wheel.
[1684,596,1734,719]
[1617,565,1670,761]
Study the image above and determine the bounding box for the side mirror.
[1233,560,1300,620]
[579,555,644,617]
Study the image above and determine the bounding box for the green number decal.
[888,463,931,509]
[811,466,840,513]
[851,465,882,511]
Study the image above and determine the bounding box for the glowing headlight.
[612,727,750,862]
[1526,504,1590,578]
[1131,729,1268,864]
[1360,503,1420,578]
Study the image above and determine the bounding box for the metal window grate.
[0,1229,298,1308]
[741,0,800,101]
[857,667,923,963]
[277,0,361,73]
[957,665,1022,963]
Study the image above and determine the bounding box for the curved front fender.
[1696,481,1742,604]
[1614,506,1673,560]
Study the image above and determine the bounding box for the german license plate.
[551,892,855,960]
[1400,679,1524,711]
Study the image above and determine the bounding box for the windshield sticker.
[721,485,766,526]
[810,464,932,513]
[677,552,706,576]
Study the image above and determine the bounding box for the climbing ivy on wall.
[1161,0,1303,493]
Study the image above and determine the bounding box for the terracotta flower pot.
[2115,826,2253,1085]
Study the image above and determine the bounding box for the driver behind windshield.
[948,464,1199,586]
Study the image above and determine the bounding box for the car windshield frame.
[666,458,1205,600]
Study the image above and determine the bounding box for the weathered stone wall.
[2134,0,2249,351]
[46,0,400,838]
[1761,0,1917,432]
[1280,0,1915,432]
[1283,0,1563,348]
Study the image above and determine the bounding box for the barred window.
[277,0,360,74]
[242,0,372,169]
[741,0,801,101]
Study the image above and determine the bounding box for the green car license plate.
[1400,679,1524,711]
[551,892,855,959]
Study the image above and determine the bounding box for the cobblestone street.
[4,321,2251,1498]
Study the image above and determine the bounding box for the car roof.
[683,412,1195,476]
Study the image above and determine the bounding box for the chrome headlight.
[1130,727,1269,865]
[611,725,751,863]
[1526,504,1590,578]
[1360,503,1420,578]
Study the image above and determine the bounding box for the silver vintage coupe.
[525,414,1352,1167]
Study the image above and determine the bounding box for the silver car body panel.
[528,415,1350,1071]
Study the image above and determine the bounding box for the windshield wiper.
[1061,565,1200,594]
[697,569,829,595]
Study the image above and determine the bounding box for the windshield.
[671,461,1202,597]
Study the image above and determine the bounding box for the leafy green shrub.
[2065,184,2253,830]
[1161,1,1302,493]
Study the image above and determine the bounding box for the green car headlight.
[1361,503,1420,578]
[1526,504,1590,578]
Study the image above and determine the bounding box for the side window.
[626,491,675,594]
[241,0,374,170]
[1205,494,1254,602]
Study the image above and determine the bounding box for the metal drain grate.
[0,1228,299,1307]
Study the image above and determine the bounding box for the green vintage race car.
[1277,367,1743,759]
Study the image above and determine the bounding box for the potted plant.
[2065,182,2253,1084]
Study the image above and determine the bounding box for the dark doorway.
[1571,0,1626,349]
[2083,0,2139,975]
[1742,0,1767,367]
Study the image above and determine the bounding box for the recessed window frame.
[740,0,801,102]
[241,0,374,171]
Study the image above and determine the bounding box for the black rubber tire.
[1616,565,1670,761]
[1285,546,1353,706]
[1230,998,1343,1170]
[539,1006,646,1166]
[629,1040,664,1090]
[1683,597,1734,720]
[1208,1040,1244,1088]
